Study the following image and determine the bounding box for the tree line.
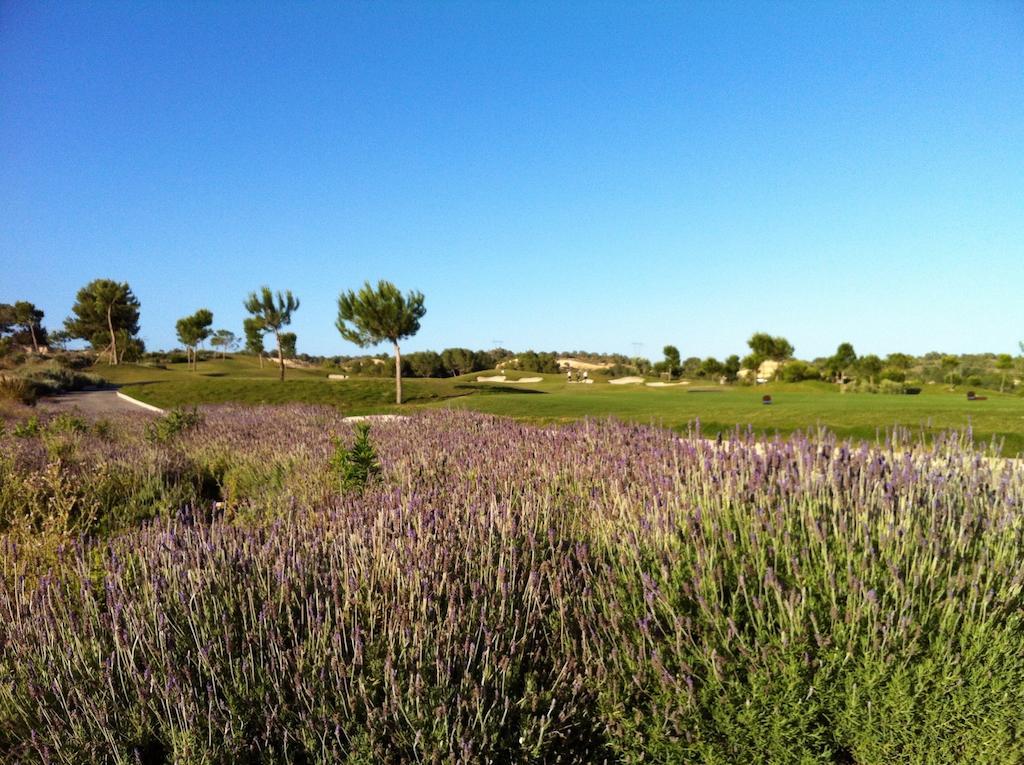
[6,278,422,404]
[4,280,1023,403]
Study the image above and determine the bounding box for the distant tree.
[880,367,906,383]
[408,350,445,378]
[175,309,213,371]
[632,356,653,376]
[722,354,741,382]
[833,342,857,366]
[700,357,724,379]
[517,351,560,374]
[279,332,297,359]
[243,317,266,368]
[995,353,1013,392]
[441,347,477,377]
[64,279,141,365]
[210,329,238,359]
[479,348,514,369]
[662,345,681,378]
[12,302,46,352]
[47,329,71,351]
[336,280,426,404]
[779,360,820,383]
[885,352,913,370]
[826,342,858,381]
[748,332,794,361]
[856,354,883,385]
[681,356,702,378]
[940,355,960,387]
[244,287,300,381]
[0,303,13,336]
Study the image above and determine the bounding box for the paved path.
[37,389,160,417]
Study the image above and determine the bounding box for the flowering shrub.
[1,408,1022,763]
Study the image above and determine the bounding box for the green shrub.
[146,407,204,443]
[330,422,381,492]
[779,361,820,383]
[22,367,103,393]
[0,376,38,406]
[46,412,89,435]
[92,419,113,439]
[878,379,906,394]
[12,416,41,438]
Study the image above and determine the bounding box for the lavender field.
[1,407,1023,764]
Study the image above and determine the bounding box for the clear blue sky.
[2,1,1022,360]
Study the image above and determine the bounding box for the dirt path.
[38,389,160,417]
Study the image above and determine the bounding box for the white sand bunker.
[476,375,544,383]
[343,414,407,423]
[609,376,644,385]
[646,381,690,387]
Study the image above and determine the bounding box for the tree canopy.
[747,333,794,361]
[64,279,140,364]
[0,304,12,336]
[244,287,299,381]
[0,302,47,352]
[243,318,265,354]
[337,280,426,404]
[279,332,297,359]
[210,329,238,359]
[176,309,214,370]
[661,345,682,378]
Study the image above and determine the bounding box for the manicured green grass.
[98,358,1024,454]
[444,380,1024,455]
[119,377,487,412]
[93,356,327,384]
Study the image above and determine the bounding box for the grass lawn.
[95,357,1024,455]
[444,381,1024,455]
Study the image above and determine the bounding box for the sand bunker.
[557,358,611,371]
[609,376,644,385]
[476,375,544,384]
[646,381,690,387]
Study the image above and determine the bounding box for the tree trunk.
[276,330,284,381]
[259,352,264,369]
[107,304,118,365]
[28,323,39,353]
[394,341,402,405]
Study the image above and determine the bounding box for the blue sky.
[2,1,1022,360]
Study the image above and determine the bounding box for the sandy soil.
[556,358,612,371]
[476,375,544,383]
